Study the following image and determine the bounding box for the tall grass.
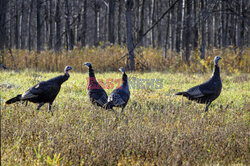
[2,46,250,73]
[1,70,249,165]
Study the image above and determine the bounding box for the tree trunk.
[221,0,226,48]
[0,0,7,65]
[175,0,182,52]
[0,0,7,48]
[15,0,19,49]
[9,1,13,49]
[164,0,172,57]
[81,0,87,47]
[65,0,73,50]
[94,0,100,46]
[192,0,198,48]
[55,0,61,52]
[156,0,162,48]
[108,0,115,44]
[137,0,145,46]
[44,1,49,50]
[180,0,185,51]
[238,0,245,58]
[169,0,174,50]
[126,0,135,71]
[48,0,54,50]
[37,0,42,53]
[117,0,122,45]
[164,5,170,58]
[104,5,108,43]
[28,0,34,51]
[20,0,26,49]
[200,0,205,60]
[151,0,155,47]
[207,14,213,48]
[184,0,191,64]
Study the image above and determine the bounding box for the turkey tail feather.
[5,95,22,104]
[175,92,184,96]
[175,92,190,97]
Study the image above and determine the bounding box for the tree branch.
[109,0,181,67]
[133,0,181,49]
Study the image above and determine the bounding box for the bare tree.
[200,0,206,60]
[184,0,191,64]
[137,0,145,46]
[48,0,54,50]
[93,0,101,46]
[14,0,19,49]
[55,0,61,52]
[28,0,34,51]
[126,0,135,71]
[150,0,155,47]
[156,0,162,48]
[108,0,115,44]
[175,0,183,52]
[192,0,198,48]
[81,0,87,47]
[20,0,27,49]
[164,1,171,58]
[65,0,73,50]
[117,0,123,45]
[0,0,7,67]
[37,0,42,53]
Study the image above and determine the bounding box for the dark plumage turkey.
[176,56,222,112]
[5,66,72,115]
[104,67,130,113]
[84,62,108,107]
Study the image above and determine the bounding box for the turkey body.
[104,67,130,113]
[5,66,72,114]
[84,62,108,107]
[22,75,67,103]
[176,56,222,112]
[87,83,108,107]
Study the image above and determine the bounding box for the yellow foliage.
[2,46,250,73]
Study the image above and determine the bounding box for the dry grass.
[1,70,249,165]
[2,46,250,73]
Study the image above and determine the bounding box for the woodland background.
[0,0,249,71]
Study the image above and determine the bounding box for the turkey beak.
[84,63,90,67]
[218,57,222,63]
[119,67,125,73]
[67,66,73,72]
[65,66,72,73]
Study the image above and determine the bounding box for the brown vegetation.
[2,46,250,73]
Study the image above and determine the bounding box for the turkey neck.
[212,64,221,80]
[62,73,70,83]
[52,73,69,85]
[122,73,129,88]
[88,67,97,82]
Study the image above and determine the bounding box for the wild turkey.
[84,62,108,107]
[104,67,130,113]
[176,56,222,112]
[5,66,72,115]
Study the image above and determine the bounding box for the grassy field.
[1,69,249,165]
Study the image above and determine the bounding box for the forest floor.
[1,70,249,165]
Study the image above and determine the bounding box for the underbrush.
[2,46,250,73]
